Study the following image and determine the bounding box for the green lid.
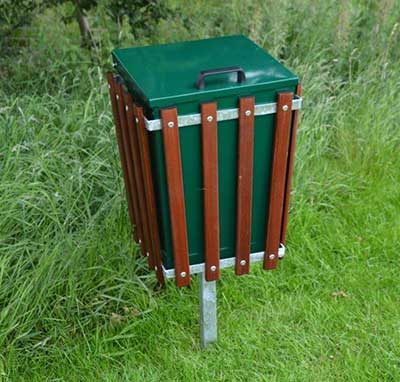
[112,35,298,110]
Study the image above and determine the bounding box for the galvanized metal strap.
[144,96,302,131]
[163,245,286,279]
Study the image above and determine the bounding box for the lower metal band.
[162,244,286,279]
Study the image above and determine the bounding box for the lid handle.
[196,66,246,89]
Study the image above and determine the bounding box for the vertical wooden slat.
[201,102,220,281]
[106,73,137,241]
[235,97,255,275]
[264,92,293,270]
[281,85,302,245]
[122,90,154,269]
[134,104,165,285]
[161,108,190,287]
[113,78,144,245]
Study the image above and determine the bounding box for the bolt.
[207,115,213,122]
[167,121,174,128]
[108,84,111,89]
[210,265,217,272]
[245,110,252,116]
[240,259,246,266]
[146,252,149,257]
[138,239,142,244]
[154,265,158,271]
[269,254,276,260]
[116,94,119,100]
[282,105,289,112]
[125,105,128,111]
[180,271,187,278]
[135,117,139,124]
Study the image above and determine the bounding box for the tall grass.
[1,1,400,380]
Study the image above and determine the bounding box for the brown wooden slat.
[201,102,220,281]
[133,104,165,285]
[106,73,138,242]
[235,97,255,275]
[122,90,154,269]
[161,108,190,287]
[264,92,293,270]
[113,78,144,245]
[281,85,302,246]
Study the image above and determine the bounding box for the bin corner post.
[199,272,217,348]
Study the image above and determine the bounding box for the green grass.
[1,1,400,380]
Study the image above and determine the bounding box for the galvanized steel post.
[199,272,217,348]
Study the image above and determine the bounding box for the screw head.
[207,115,213,122]
[146,252,149,257]
[180,271,187,278]
[167,121,174,128]
[282,105,289,112]
[245,110,252,116]
[154,265,158,271]
[125,105,128,111]
[210,265,217,272]
[135,117,139,124]
[240,259,246,266]
[116,94,119,100]
[108,84,111,89]
[138,238,142,244]
[269,254,276,260]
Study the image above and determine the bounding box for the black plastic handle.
[196,66,246,89]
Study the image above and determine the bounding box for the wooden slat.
[134,104,165,286]
[281,85,302,245]
[264,92,293,270]
[161,108,190,287]
[235,97,255,275]
[201,102,220,281]
[106,73,137,240]
[122,90,154,269]
[113,79,144,245]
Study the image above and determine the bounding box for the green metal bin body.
[112,35,299,270]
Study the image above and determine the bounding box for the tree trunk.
[75,0,95,50]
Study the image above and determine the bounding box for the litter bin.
[107,35,302,288]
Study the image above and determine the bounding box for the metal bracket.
[144,97,302,131]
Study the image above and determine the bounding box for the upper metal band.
[144,96,302,132]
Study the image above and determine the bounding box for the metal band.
[145,96,302,131]
[163,245,286,278]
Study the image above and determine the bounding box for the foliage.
[107,0,169,38]
[1,0,400,380]
[0,0,168,52]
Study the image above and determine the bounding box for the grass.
[1,0,400,380]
